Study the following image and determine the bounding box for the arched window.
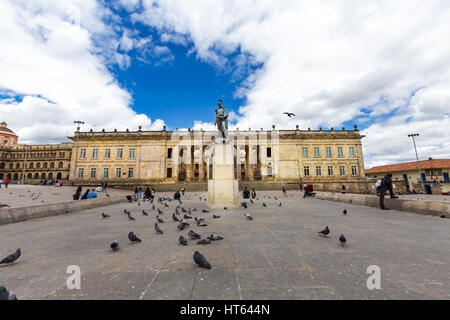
[29,163,34,169]
[36,162,41,169]
[43,162,48,169]
[16,163,20,169]
[7,173,11,179]
[0,173,3,179]
[50,162,55,168]
[58,162,64,168]
[13,173,18,180]
[57,172,62,180]
[9,163,13,169]
[34,173,39,179]
[41,173,46,179]
[27,173,32,179]
[0,163,4,169]
[48,173,53,180]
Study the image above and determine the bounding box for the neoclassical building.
[0,123,73,181]
[67,125,366,189]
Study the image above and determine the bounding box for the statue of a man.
[215,99,228,139]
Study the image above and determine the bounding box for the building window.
[327,166,334,176]
[337,147,343,157]
[443,172,449,181]
[267,166,273,177]
[168,148,172,159]
[117,148,123,159]
[166,167,172,178]
[80,149,86,159]
[326,147,332,157]
[92,149,98,159]
[59,152,65,158]
[128,168,134,178]
[351,165,358,176]
[115,168,121,178]
[316,166,322,176]
[267,147,272,158]
[129,148,135,159]
[105,148,111,159]
[302,147,308,158]
[314,147,320,157]
[77,168,84,179]
[349,147,355,157]
[90,168,96,178]
[103,168,109,178]
[340,166,346,176]
[304,166,310,176]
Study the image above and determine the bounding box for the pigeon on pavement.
[184,214,192,219]
[193,251,211,269]
[142,210,149,216]
[0,248,21,265]
[0,286,17,300]
[208,234,224,241]
[318,226,330,237]
[157,208,164,215]
[156,216,164,223]
[102,212,110,218]
[202,209,209,213]
[245,213,253,221]
[339,234,347,246]
[188,230,201,240]
[172,213,180,222]
[241,202,248,208]
[179,236,188,246]
[154,223,164,234]
[213,214,221,219]
[343,209,347,215]
[128,232,141,243]
[197,238,211,245]
[110,240,119,251]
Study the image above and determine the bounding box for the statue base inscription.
[207,140,240,209]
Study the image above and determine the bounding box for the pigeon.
[278,202,282,207]
[339,234,347,246]
[142,210,149,216]
[263,203,267,207]
[0,248,21,265]
[197,221,208,227]
[184,214,192,219]
[194,217,204,223]
[250,199,254,203]
[188,230,201,240]
[283,112,296,117]
[241,202,248,209]
[245,213,253,221]
[343,209,347,215]
[152,204,155,210]
[208,234,224,241]
[156,216,164,223]
[197,238,211,245]
[106,193,110,198]
[110,240,119,251]
[157,208,164,215]
[128,232,141,243]
[175,208,180,215]
[274,196,278,200]
[193,251,211,269]
[0,286,17,300]
[164,203,169,207]
[172,213,180,222]
[182,207,187,213]
[0,203,10,208]
[127,213,135,221]
[213,214,221,219]
[138,202,141,206]
[180,220,190,227]
[318,226,330,237]
[441,215,446,218]
[177,223,186,231]
[179,236,188,246]
[102,212,110,218]
[154,223,164,234]
[202,209,209,213]
[224,207,227,210]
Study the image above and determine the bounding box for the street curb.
[314,192,450,218]
[0,196,131,226]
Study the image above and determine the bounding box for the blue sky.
[1,0,449,167]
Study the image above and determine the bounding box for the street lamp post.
[408,133,426,193]
[72,121,85,185]
[21,146,29,184]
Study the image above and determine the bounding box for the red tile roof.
[365,159,450,174]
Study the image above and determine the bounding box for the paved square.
[1,190,449,299]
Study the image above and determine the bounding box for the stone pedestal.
[208,140,240,209]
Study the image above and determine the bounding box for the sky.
[0,0,449,168]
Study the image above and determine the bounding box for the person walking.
[282,185,287,196]
[4,178,10,188]
[379,173,399,210]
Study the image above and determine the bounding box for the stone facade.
[0,143,73,182]
[67,126,366,187]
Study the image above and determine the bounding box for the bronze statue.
[215,99,228,139]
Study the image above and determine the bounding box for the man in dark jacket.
[379,173,399,210]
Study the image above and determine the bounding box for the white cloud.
[0,0,165,144]
[130,0,450,167]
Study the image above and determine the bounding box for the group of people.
[242,186,257,199]
[133,186,156,201]
[73,186,98,200]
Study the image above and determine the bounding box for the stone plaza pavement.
[0,190,449,300]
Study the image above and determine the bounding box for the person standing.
[379,173,399,210]
[341,185,346,194]
[151,188,155,201]
[303,184,313,198]
[242,186,250,199]
[282,185,287,196]
[138,186,143,200]
[181,187,185,196]
[251,188,256,199]
[4,178,10,188]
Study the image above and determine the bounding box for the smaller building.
[365,158,450,195]
[0,122,18,148]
